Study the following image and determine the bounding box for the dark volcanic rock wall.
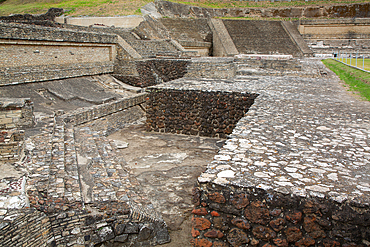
[145,89,258,138]
[191,183,370,247]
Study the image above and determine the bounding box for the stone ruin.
[0,2,369,246]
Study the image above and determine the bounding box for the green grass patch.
[322,59,370,101]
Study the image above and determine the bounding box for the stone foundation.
[145,79,258,138]
[191,183,370,247]
[0,129,24,162]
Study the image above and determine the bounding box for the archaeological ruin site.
[0,1,370,246]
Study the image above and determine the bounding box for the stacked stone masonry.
[0,23,116,85]
[145,79,258,138]
[152,1,370,19]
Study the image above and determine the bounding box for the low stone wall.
[61,93,147,126]
[186,57,236,79]
[298,18,370,40]
[0,98,34,129]
[0,129,24,162]
[114,58,190,87]
[191,182,370,247]
[0,209,53,247]
[0,23,116,85]
[146,81,258,138]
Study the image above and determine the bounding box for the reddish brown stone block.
[192,208,208,216]
[269,218,286,232]
[214,217,229,231]
[211,211,220,217]
[213,241,228,247]
[204,229,224,238]
[286,211,303,224]
[304,216,326,239]
[274,238,289,247]
[208,192,226,203]
[285,227,302,243]
[322,239,341,247]
[245,201,270,224]
[191,238,213,247]
[295,237,315,247]
[270,209,282,217]
[252,225,276,241]
[262,244,277,247]
[231,218,251,230]
[227,228,249,246]
[192,227,200,237]
[192,217,211,231]
[230,193,249,209]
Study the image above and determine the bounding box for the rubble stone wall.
[186,58,236,79]
[114,58,190,87]
[0,23,116,85]
[191,183,370,247]
[61,93,147,126]
[0,209,53,247]
[0,98,34,129]
[153,1,370,19]
[0,129,24,162]
[146,88,258,138]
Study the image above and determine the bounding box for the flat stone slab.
[198,60,370,206]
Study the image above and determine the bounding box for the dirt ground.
[108,124,225,246]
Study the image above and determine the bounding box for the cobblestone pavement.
[198,59,370,206]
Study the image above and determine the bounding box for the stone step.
[47,116,66,199]
[74,127,150,205]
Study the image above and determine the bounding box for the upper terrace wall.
[149,1,370,19]
[298,18,370,40]
[0,23,117,86]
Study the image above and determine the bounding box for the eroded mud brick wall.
[146,89,258,138]
[191,183,370,247]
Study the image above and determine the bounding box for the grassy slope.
[0,0,368,17]
[322,59,370,101]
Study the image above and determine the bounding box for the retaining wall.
[191,182,370,247]
[0,129,24,162]
[114,58,190,88]
[0,23,116,86]
[151,1,370,19]
[146,86,258,138]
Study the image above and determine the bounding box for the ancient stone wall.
[0,98,34,129]
[0,129,24,162]
[0,23,116,85]
[191,183,370,247]
[152,1,370,19]
[186,57,236,79]
[61,93,147,126]
[0,209,53,247]
[146,87,257,138]
[114,58,190,87]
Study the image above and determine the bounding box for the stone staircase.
[26,112,151,210]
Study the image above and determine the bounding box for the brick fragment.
[269,218,286,232]
[286,211,303,224]
[211,211,220,217]
[231,218,250,230]
[191,227,200,237]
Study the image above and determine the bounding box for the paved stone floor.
[108,124,224,246]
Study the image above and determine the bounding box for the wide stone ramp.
[223,20,302,57]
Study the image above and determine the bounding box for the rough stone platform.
[192,59,370,246]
